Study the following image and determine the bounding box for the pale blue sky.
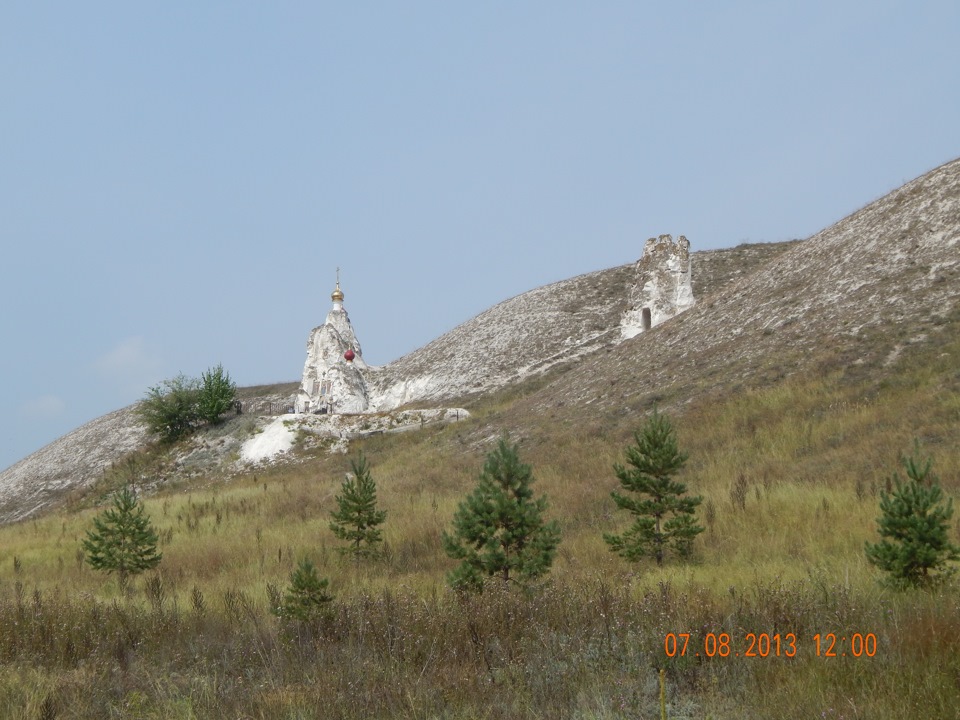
[2,1,958,472]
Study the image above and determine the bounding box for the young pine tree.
[865,447,960,588]
[442,438,561,593]
[604,409,703,565]
[82,485,162,589]
[273,559,334,621]
[329,453,387,559]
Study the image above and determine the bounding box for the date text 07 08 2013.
[663,632,878,659]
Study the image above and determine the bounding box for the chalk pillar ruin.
[620,234,695,339]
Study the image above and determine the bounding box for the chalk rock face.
[621,234,694,339]
[295,284,370,414]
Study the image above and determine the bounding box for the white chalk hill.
[4,156,958,524]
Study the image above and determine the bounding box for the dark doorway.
[641,307,652,331]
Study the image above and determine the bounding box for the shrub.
[137,365,236,442]
[198,363,237,425]
[137,374,201,443]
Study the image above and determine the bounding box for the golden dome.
[331,267,344,302]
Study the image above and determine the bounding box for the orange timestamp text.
[663,632,878,659]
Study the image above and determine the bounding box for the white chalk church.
[294,272,371,414]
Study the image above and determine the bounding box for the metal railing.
[236,400,295,416]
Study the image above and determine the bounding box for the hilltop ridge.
[366,239,795,408]
[2,156,958,524]
[0,241,791,524]
[510,157,960,426]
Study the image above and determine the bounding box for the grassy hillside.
[0,301,957,718]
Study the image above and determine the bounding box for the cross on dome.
[331,267,344,304]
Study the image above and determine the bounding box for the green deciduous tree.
[604,409,703,565]
[137,365,236,442]
[442,438,561,593]
[273,559,334,621]
[198,363,236,425]
[329,453,387,559]
[865,447,960,588]
[81,485,162,590]
[137,374,201,443]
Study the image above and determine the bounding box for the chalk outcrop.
[620,234,695,339]
[369,234,706,410]
[295,280,370,414]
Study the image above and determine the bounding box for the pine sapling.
[82,485,162,590]
[273,559,334,621]
[865,446,959,588]
[604,409,704,565]
[329,453,387,559]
